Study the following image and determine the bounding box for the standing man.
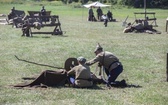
[41,6,47,23]
[8,7,16,20]
[88,6,94,21]
[86,43,124,87]
[107,10,113,21]
[41,6,46,16]
[67,57,93,88]
[96,7,103,21]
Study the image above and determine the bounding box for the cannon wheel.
[64,58,78,71]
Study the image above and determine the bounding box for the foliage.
[111,0,118,5]
[0,0,167,8]
[0,0,24,4]
[69,2,83,8]
[151,0,168,8]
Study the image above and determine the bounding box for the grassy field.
[0,2,168,105]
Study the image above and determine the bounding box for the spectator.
[96,7,103,21]
[107,10,113,21]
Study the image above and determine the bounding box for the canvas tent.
[83,1,111,8]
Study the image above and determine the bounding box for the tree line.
[34,0,168,8]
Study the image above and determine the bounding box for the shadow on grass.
[22,77,36,80]
[22,35,68,38]
[62,85,105,90]
[20,77,105,90]
[21,77,142,89]
[125,84,142,88]
[109,80,142,89]
[110,83,142,88]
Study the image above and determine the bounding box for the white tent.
[83,1,111,8]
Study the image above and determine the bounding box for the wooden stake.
[166,18,168,32]
[167,53,168,82]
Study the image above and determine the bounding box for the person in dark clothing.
[41,6,47,23]
[8,7,17,20]
[107,10,113,21]
[88,7,94,21]
[96,7,103,21]
[41,6,46,16]
[22,20,31,37]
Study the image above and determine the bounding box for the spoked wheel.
[64,58,78,71]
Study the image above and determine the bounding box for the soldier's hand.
[98,63,102,67]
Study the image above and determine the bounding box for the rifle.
[94,64,106,82]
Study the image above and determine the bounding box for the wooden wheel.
[64,58,78,71]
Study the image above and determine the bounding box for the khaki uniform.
[86,51,121,72]
[67,64,93,88]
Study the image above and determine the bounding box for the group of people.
[88,7,113,23]
[14,43,125,89]
[67,43,125,88]
[123,19,161,34]
[21,6,48,37]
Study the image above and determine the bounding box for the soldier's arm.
[67,67,76,76]
[85,55,100,66]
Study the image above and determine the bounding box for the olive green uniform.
[67,64,93,88]
[86,51,120,72]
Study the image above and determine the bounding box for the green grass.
[0,3,168,105]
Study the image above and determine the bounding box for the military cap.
[77,56,86,63]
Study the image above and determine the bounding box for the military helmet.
[94,43,103,53]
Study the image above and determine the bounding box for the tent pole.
[82,0,84,21]
[144,0,146,20]
[109,0,112,16]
